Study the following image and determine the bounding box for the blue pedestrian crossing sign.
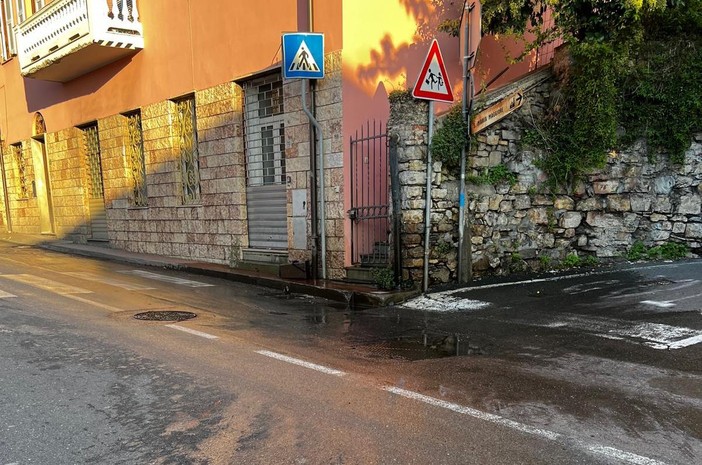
[282,33,325,79]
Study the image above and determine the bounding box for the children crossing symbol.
[412,39,454,103]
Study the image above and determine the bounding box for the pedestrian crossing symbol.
[282,33,325,79]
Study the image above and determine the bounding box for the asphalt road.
[0,242,699,464]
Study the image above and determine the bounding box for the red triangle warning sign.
[412,39,454,103]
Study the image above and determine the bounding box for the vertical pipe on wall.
[0,144,11,233]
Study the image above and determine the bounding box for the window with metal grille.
[11,143,29,199]
[82,124,104,200]
[173,96,201,204]
[244,73,286,186]
[125,111,147,206]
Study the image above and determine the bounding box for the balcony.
[16,0,144,82]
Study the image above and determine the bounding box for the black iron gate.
[349,120,391,266]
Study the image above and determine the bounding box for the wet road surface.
[0,242,700,464]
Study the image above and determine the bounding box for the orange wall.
[0,0,343,143]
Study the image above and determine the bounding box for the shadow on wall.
[24,56,136,114]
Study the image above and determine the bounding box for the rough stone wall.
[283,50,345,279]
[45,127,89,241]
[390,69,702,283]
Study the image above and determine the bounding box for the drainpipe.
[303,0,327,279]
[0,145,11,233]
[423,101,435,292]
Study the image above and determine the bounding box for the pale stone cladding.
[4,142,40,233]
[2,54,347,278]
[45,128,89,241]
[283,50,345,279]
[104,83,248,264]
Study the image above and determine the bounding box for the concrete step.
[241,248,288,264]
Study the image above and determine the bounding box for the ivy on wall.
[477,0,702,189]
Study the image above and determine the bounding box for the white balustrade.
[15,0,143,80]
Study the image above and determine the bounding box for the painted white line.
[511,313,702,350]
[255,350,346,377]
[0,274,92,295]
[0,289,16,299]
[612,281,699,300]
[640,300,676,308]
[384,387,667,465]
[666,334,702,350]
[62,271,156,291]
[462,262,700,292]
[119,270,214,287]
[580,444,667,465]
[165,324,219,340]
[63,294,124,313]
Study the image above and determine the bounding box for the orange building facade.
[0,0,545,280]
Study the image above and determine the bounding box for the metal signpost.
[458,1,482,285]
[412,39,454,292]
[282,32,326,278]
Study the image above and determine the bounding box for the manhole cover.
[134,311,197,322]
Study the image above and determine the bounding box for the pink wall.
[0,0,346,143]
[340,0,540,266]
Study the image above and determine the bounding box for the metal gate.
[83,125,108,241]
[349,120,390,266]
[244,73,288,250]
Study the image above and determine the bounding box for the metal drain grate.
[134,311,197,322]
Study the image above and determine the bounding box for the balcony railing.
[16,0,144,82]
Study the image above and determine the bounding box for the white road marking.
[62,271,156,291]
[0,274,92,295]
[640,300,676,308]
[611,280,699,300]
[385,387,668,465]
[0,289,16,299]
[118,270,214,287]
[255,350,346,377]
[516,313,702,350]
[63,294,124,313]
[165,324,219,340]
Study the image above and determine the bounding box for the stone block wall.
[283,50,345,279]
[45,127,88,240]
[5,142,40,233]
[389,69,702,283]
[2,54,347,278]
[106,82,248,264]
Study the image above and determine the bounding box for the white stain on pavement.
[402,288,490,312]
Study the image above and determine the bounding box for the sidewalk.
[0,233,419,308]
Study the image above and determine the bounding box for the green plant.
[648,242,689,260]
[627,240,648,261]
[583,255,599,267]
[388,89,413,104]
[510,252,527,273]
[435,239,453,257]
[627,240,689,261]
[561,253,582,268]
[372,267,396,290]
[539,255,552,269]
[467,164,518,187]
[430,104,468,171]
